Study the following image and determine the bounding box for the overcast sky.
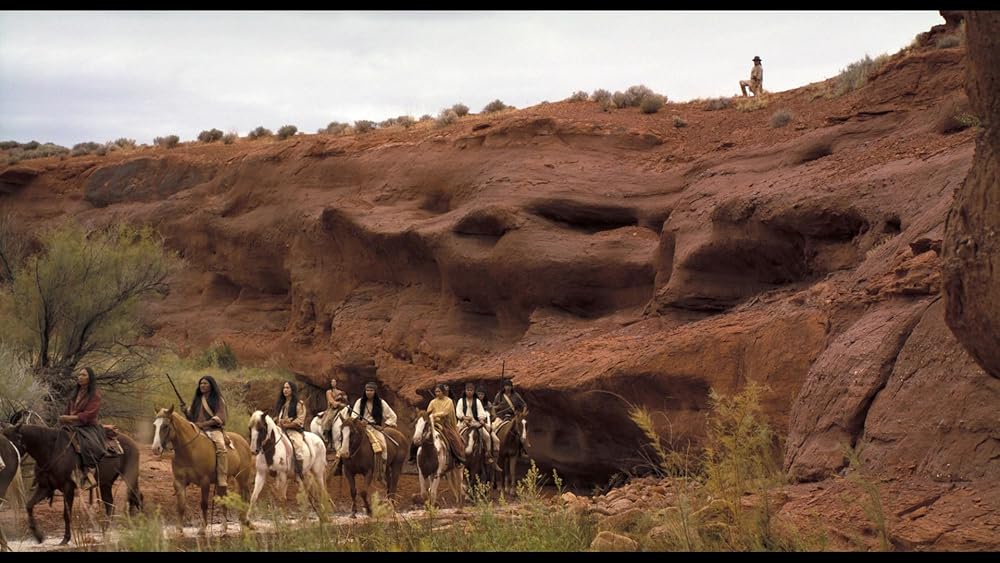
[0,10,944,147]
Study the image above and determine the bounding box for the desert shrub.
[247,126,273,140]
[197,128,224,143]
[396,115,416,129]
[567,90,589,102]
[152,135,180,149]
[833,54,889,96]
[436,109,459,127]
[0,140,19,150]
[113,137,136,150]
[482,99,508,113]
[276,125,298,140]
[192,340,238,371]
[934,100,980,134]
[451,103,469,117]
[222,132,237,144]
[640,94,666,114]
[419,114,433,122]
[623,84,655,107]
[735,97,770,112]
[704,97,732,111]
[590,89,612,104]
[770,109,793,128]
[322,121,350,135]
[353,120,376,133]
[673,116,687,128]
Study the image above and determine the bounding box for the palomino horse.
[247,410,328,519]
[1,422,143,545]
[339,415,409,517]
[151,406,253,532]
[413,410,464,508]
[0,432,24,552]
[495,408,530,496]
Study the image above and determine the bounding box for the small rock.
[598,508,645,534]
[608,498,634,514]
[590,531,639,552]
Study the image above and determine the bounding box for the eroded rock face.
[942,11,1000,380]
[0,18,989,489]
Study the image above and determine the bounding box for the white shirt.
[350,397,398,427]
[455,397,488,424]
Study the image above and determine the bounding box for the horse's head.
[151,405,175,455]
[248,410,274,455]
[412,410,434,445]
[0,420,24,453]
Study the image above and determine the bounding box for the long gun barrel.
[165,373,187,414]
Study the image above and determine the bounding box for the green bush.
[435,109,459,127]
[192,340,238,371]
[590,89,612,104]
[567,90,589,102]
[451,103,469,117]
[833,54,889,96]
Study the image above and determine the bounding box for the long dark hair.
[360,384,384,425]
[273,380,299,420]
[460,385,479,419]
[74,367,98,400]
[188,375,222,421]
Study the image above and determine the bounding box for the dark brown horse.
[339,415,409,517]
[0,432,24,552]
[495,408,530,496]
[1,422,143,545]
[459,420,493,498]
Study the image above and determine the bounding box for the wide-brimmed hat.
[752,56,762,62]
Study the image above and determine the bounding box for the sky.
[0,10,945,148]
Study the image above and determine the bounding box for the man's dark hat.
[752,56,762,62]
[502,378,514,386]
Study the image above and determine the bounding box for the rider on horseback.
[58,367,105,491]
[457,382,496,467]
[185,375,229,497]
[427,383,466,464]
[491,378,529,459]
[273,381,308,482]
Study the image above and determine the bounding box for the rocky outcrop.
[942,11,1000,379]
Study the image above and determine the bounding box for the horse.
[0,432,24,552]
[338,414,409,517]
[460,419,494,496]
[247,410,328,519]
[412,410,464,508]
[1,422,143,545]
[495,408,530,496]
[151,406,253,533]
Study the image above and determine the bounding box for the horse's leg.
[25,486,49,543]
[429,474,440,507]
[199,485,210,534]
[248,470,265,521]
[60,486,75,545]
[99,479,114,518]
[347,473,358,518]
[361,471,373,515]
[173,480,187,534]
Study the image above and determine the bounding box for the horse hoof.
[32,531,44,544]
[59,538,70,546]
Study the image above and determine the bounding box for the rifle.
[165,373,187,415]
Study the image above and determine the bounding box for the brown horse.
[461,421,494,497]
[495,408,530,496]
[151,406,253,533]
[412,410,464,508]
[0,432,24,552]
[1,422,143,545]
[339,415,409,517]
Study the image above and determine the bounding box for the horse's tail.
[8,463,26,509]
[120,436,143,512]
